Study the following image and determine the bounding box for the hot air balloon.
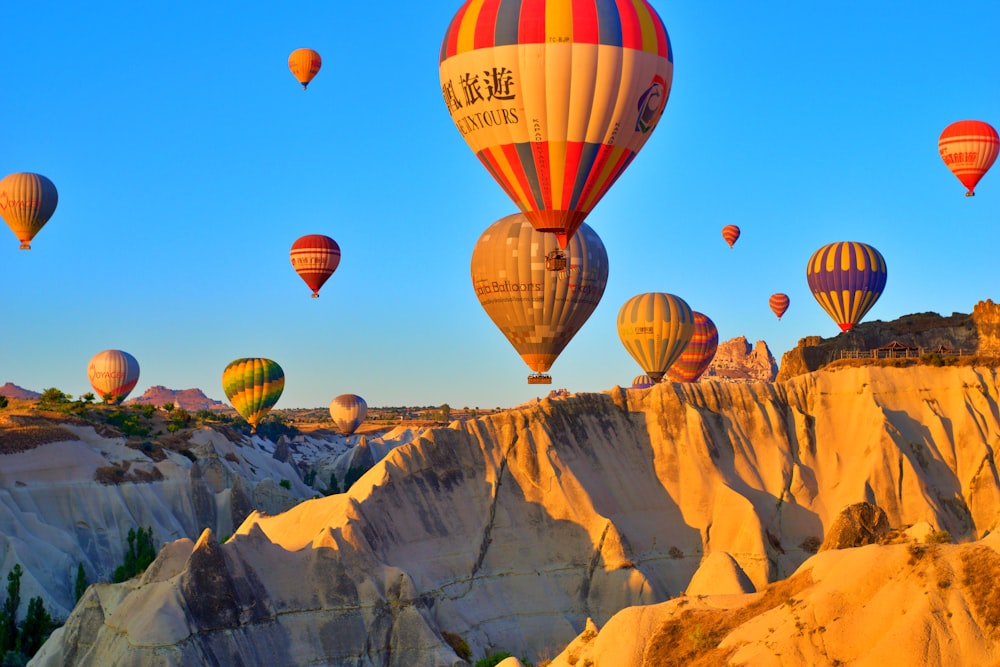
[806,242,887,332]
[288,48,322,90]
[939,120,998,196]
[329,394,368,435]
[665,312,718,383]
[0,172,58,250]
[440,1,673,259]
[769,293,790,320]
[290,234,341,298]
[471,213,609,384]
[222,358,284,432]
[722,225,740,248]
[617,293,694,382]
[87,350,140,404]
[631,375,656,389]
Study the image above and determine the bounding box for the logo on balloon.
[636,75,667,133]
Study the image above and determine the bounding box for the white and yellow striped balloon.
[617,293,695,382]
[329,394,367,435]
[0,172,58,249]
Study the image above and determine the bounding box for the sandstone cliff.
[33,365,1000,666]
[704,336,778,382]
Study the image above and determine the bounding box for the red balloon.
[769,293,790,320]
[290,235,341,298]
[721,225,740,248]
[939,120,999,196]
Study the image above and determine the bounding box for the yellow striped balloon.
[221,358,284,432]
[806,241,887,332]
[617,293,695,382]
[0,172,58,249]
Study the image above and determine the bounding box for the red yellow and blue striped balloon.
[440,0,673,248]
[938,120,998,196]
[806,242,887,332]
[329,394,368,435]
[665,312,718,383]
[222,358,284,432]
[617,292,694,382]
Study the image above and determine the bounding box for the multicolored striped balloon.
[631,374,656,389]
[665,311,718,383]
[290,234,341,298]
[222,358,284,432]
[617,292,694,382]
[769,293,790,320]
[722,224,740,248]
[938,120,998,196]
[0,172,58,250]
[806,242,887,332]
[288,48,322,90]
[440,0,673,248]
[329,393,368,435]
[87,349,140,404]
[471,213,608,383]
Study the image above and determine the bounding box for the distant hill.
[0,383,40,399]
[126,386,229,411]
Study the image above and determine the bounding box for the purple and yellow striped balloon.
[806,241,887,332]
[631,374,655,389]
[222,358,284,432]
[665,312,718,383]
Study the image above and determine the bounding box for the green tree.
[38,388,70,408]
[161,402,175,413]
[19,596,52,656]
[327,473,342,495]
[79,392,95,404]
[113,527,157,583]
[439,403,451,422]
[3,564,22,652]
[0,396,8,410]
[74,563,88,602]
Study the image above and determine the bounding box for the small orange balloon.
[721,225,740,248]
[288,48,322,90]
[769,293,790,320]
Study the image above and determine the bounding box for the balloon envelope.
[665,312,718,383]
[329,394,368,435]
[471,213,609,382]
[0,172,58,249]
[87,350,140,403]
[617,293,695,382]
[722,225,740,248]
[806,242,887,332]
[288,48,322,89]
[290,234,341,297]
[631,374,656,389]
[939,120,998,196]
[222,358,284,432]
[769,293,790,320]
[440,1,673,247]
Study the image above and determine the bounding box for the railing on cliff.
[838,347,974,360]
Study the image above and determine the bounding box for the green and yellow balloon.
[222,358,284,432]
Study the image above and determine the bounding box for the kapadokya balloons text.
[471,212,609,384]
[617,292,694,382]
[806,242,887,332]
[329,394,368,435]
[938,120,998,196]
[665,311,718,383]
[0,172,58,250]
[288,48,322,90]
[440,1,673,248]
[769,293,790,320]
[290,234,341,297]
[722,225,740,249]
[87,350,140,403]
[222,358,284,432]
[631,374,655,389]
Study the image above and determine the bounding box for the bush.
[926,530,953,544]
[441,631,471,661]
[0,397,8,410]
[279,479,292,490]
[476,653,513,667]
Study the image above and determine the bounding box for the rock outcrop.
[126,386,229,412]
[819,501,890,551]
[0,383,40,399]
[33,364,1000,666]
[704,337,778,382]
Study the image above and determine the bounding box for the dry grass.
[961,545,1000,633]
[0,411,84,453]
[641,571,813,666]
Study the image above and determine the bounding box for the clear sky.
[2,2,999,410]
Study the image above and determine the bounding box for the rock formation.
[32,364,1000,666]
[703,337,778,382]
[126,386,230,412]
[0,383,40,399]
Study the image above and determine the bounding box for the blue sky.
[2,2,998,410]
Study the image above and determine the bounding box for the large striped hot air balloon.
[938,120,998,196]
[290,234,341,297]
[806,242,887,332]
[440,1,673,251]
[617,292,694,382]
[329,394,368,435]
[0,172,58,250]
[471,213,609,384]
[87,350,140,404]
[221,358,284,432]
[665,312,718,383]
[769,293,790,320]
[288,48,322,90]
[722,225,740,248]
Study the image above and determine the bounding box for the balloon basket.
[544,250,567,272]
[18,243,30,250]
[310,293,320,298]
[527,373,552,385]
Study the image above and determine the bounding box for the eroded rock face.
[34,365,1000,665]
[819,502,890,551]
[704,337,778,383]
